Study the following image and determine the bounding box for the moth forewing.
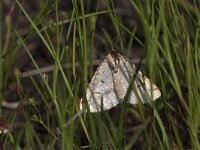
[106,52,125,101]
[113,69,126,101]
[125,71,144,105]
[142,76,161,101]
[117,54,160,104]
[80,57,120,112]
[135,72,161,103]
[117,55,141,104]
[86,87,102,112]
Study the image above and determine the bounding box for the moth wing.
[80,59,119,112]
[118,54,161,104]
[136,73,161,101]
[117,55,138,104]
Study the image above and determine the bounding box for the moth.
[80,51,161,112]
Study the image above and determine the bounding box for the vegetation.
[0,0,199,149]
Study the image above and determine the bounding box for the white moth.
[80,51,161,112]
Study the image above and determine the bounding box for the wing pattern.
[80,51,161,112]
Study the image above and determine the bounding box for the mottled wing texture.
[117,54,161,104]
[80,52,161,113]
[80,59,119,112]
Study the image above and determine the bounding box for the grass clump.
[0,0,199,149]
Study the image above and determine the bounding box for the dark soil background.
[0,0,193,149]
